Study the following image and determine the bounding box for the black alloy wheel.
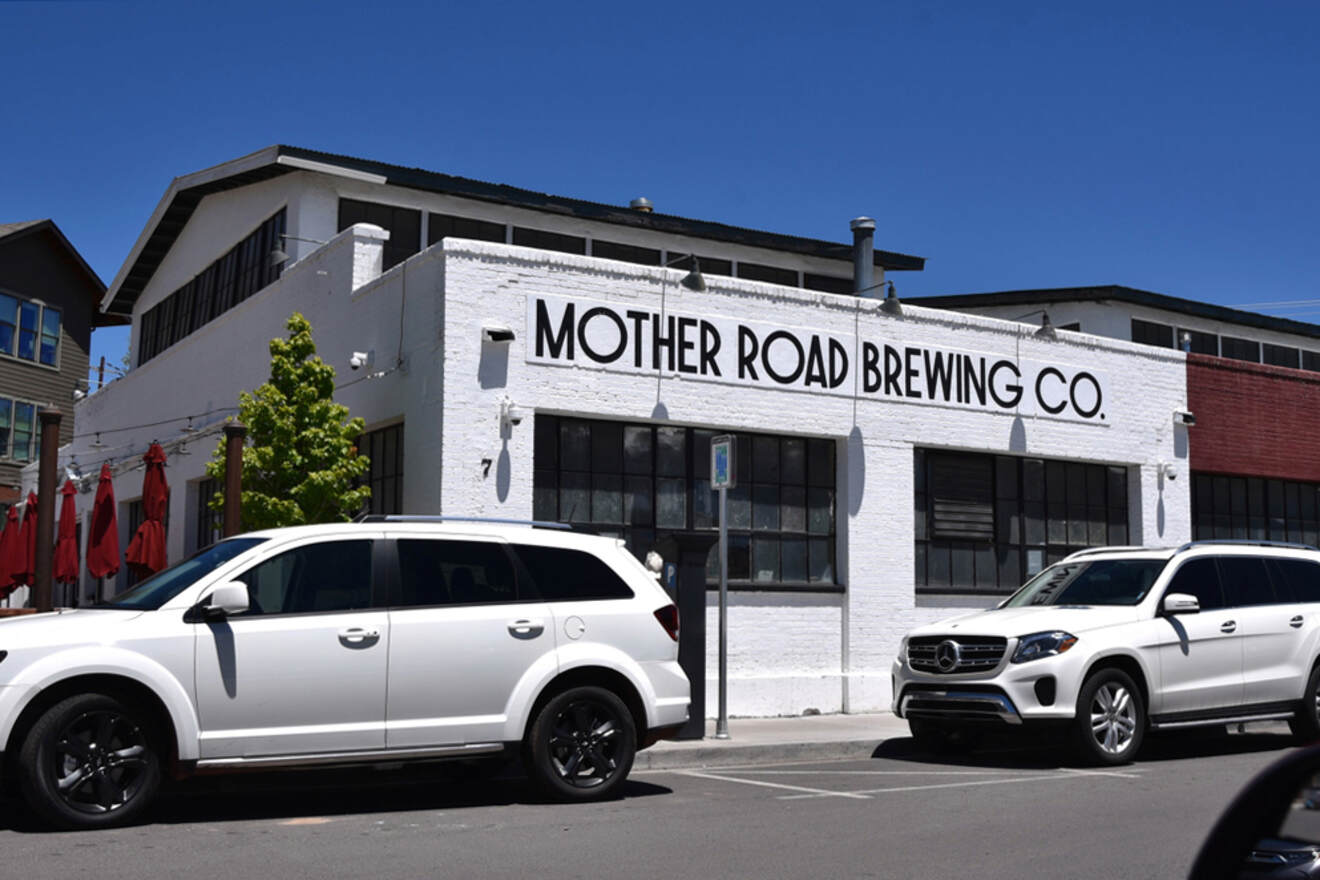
[526,686,636,801]
[18,693,162,829]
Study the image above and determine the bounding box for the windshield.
[1001,557,1169,607]
[98,538,267,610]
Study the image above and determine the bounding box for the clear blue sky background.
[4,0,1318,374]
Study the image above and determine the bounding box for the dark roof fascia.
[905,285,1320,343]
[0,220,119,326]
[105,145,925,316]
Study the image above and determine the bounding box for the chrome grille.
[907,636,1007,674]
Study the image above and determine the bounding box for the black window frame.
[736,262,798,286]
[1131,318,1174,349]
[1220,335,1261,363]
[427,213,506,247]
[358,422,404,516]
[1179,328,1219,356]
[533,415,839,592]
[338,198,421,271]
[915,449,1130,596]
[1192,472,1320,546]
[1263,343,1300,369]
[512,227,587,255]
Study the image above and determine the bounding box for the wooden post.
[222,421,246,537]
[34,407,62,612]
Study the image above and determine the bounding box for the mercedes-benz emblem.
[935,639,962,673]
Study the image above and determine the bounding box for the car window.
[1163,557,1224,611]
[394,539,518,607]
[100,538,266,610]
[235,540,373,615]
[513,545,635,601]
[1215,556,1275,607]
[1000,558,1166,607]
[1267,558,1320,604]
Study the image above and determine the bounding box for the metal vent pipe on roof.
[851,217,875,297]
[630,197,654,213]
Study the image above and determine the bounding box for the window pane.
[592,473,622,524]
[657,427,685,476]
[752,538,779,583]
[624,475,652,525]
[17,302,37,359]
[753,484,779,530]
[560,472,589,522]
[807,487,833,535]
[808,538,833,583]
[782,538,807,582]
[534,415,557,467]
[533,469,557,520]
[591,421,623,473]
[975,544,996,588]
[623,426,651,474]
[781,485,806,532]
[656,478,686,528]
[782,438,805,484]
[727,484,750,529]
[753,436,779,482]
[727,534,750,580]
[239,540,373,614]
[560,421,590,470]
[12,402,34,462]
[807,439,834,487]
[693,478,716,529]
[951,542,974,587]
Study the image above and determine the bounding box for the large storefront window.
[534,416,838,590]
[915,449,1129,595]
[1192,473,1320,545]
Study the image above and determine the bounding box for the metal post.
[222,421,246,537]
[716,485,729,739]
[34,407,62,612]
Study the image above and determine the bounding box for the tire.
[525,686,636,801]
[1073,669,1145,766]
[17,693,162,829]
[1289,664,1320,743]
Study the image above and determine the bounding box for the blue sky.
[4,0,1318,374]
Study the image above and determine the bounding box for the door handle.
[508,618,545,640]
[1292,615,1306,629]
[1220,620,1237,634]
[338,627,381,645]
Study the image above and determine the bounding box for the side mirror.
[1163,592,1200,615]
[1189,744,1320,879]
[203,581,250,619]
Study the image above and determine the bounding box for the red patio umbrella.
[54,479,80,589]
[13,491,37,587]
[0,505,18,600]
[86,463,121,581]
[125,443,168,576]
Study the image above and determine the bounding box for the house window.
[1179,328,1218,356]
[1130,319,1174,348]
[915,449,1130,595]
[194,477,223,550]
[1220,336,1261,363]
[338,199,421,270]
[360,423,404,515]
[427,213,506,247]
[138,210,285,366]
[1263,344,1300,369]
[533,416,838,590]
[0,292,60,367]
[0,398,38,463]
[512,227,586,255]
[1193,473,1320,546]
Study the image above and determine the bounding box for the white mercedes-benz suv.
[893,541,1320,765]
[0,517,689,828]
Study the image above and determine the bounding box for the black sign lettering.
[536,298,574,359]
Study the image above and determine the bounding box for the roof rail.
[1059,546,1150,562]
[354,514,580,531]
[1174,539,1320,553]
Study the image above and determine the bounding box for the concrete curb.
[635,738,886,771]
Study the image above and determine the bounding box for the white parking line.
[675,769,872,799]
[729,769,1052,777]
[777,768,1144,800]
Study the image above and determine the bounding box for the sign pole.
[711,434,735,740]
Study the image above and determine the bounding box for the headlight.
[1011,631,1077,664]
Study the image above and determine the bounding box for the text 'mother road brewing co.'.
[528,295,1108,423]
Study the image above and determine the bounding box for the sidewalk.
[637,712,911,771]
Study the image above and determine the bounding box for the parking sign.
[711,434,735,490]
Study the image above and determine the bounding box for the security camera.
[1173,410,1196,427]
[499,398,527,429]
[348,350,374,371]
[1162,463,1178,481]
[482,323,516,344]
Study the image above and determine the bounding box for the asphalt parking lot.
[0,729,1301,880]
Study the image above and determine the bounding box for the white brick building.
[23,147,1192,718]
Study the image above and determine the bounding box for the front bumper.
[897,685,1023,725]
[892,653,1082,724]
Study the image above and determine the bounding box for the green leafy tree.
[207,312,370,530]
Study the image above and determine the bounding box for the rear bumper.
[640,723,684,750]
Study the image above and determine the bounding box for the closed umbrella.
[14,491,37,587]
[86,463,121,582]
[54,479,80,599]
[125,443,168,576]
[0,505,18,600]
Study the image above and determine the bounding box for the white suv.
[892,541,1320,765]
[0,517,690,828]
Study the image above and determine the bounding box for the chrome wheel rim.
[547,699,623,789]
[50,710,151,815]
[1090,682,1138,755]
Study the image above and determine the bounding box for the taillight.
[653,604,679,641]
